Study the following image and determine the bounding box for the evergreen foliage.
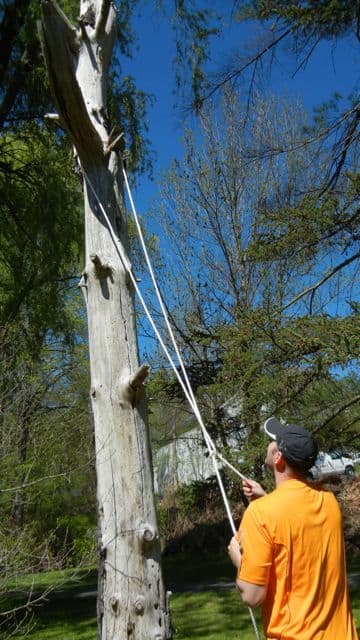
[187,1,359,191]
[236,1,359,39]
[0,0,95,587]
[149,91,359,477]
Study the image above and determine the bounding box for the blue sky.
[118,6,359,360]
[122,6,359,224]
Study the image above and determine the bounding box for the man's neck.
[274,470,304,488]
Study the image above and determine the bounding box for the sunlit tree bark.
[39,2,171,638]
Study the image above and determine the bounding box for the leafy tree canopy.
[0,125,83,348]
[236,1,359,39]
[148,90,359,468]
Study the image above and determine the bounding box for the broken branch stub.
[39,0,104,163]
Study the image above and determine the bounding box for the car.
[309,450,355,480]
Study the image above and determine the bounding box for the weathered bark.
[39,2,171,638]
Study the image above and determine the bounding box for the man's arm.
[235,578,266,607]
[228,533,267,608]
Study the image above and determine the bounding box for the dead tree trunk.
[39,2,171,638]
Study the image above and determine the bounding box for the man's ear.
[274,450,286,471]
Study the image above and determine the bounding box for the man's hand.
[228,535,242,569]
[242,478,266,502]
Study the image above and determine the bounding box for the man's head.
[264,416,318,474]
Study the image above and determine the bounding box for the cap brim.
[264,416,284,440]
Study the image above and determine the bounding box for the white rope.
[84,173,235,518]
[123,169,249,476]
[83,174,201,415]
[83,169,261,640]
[216,450,248,481]
[121,168,242,521]
[122,168,261,640]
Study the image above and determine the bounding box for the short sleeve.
[238,503,273,586]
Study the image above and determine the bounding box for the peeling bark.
[39,1,171,637]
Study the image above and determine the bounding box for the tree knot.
[90,253,113,279]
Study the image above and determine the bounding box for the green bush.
[55,515,96,567]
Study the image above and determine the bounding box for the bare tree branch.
[314,394,360,433]
[198,27,293,107]
[324,106,360,192]
[281,250,360,312]
[0,585,54,617]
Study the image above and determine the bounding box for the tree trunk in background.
[39,2,171,638]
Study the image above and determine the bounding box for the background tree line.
[146,0,359,477]
[0,0,217,600]
[0,0,94,588]
[0,0,358,619]
[147,88,359,478]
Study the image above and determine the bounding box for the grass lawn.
[171,591,263,640]
[3,590,262,640]
[1,554,359,639]
[1,591,263,640]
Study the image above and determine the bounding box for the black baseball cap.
[264,417,318,471]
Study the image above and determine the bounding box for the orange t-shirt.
[238,479,358,640]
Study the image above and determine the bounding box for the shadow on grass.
[0,593,96,640]
[2,587,260,640]
[2,553,359,639]
[163,552,234,590]
[349,584,360,639]
[170,590,263,640]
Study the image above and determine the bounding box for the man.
[228,416,358,639]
